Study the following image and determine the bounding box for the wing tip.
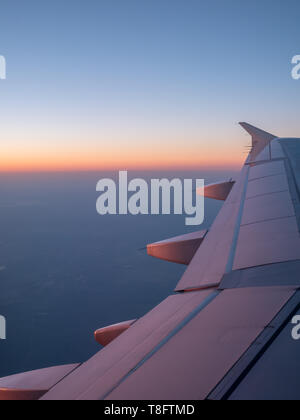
[238,122,277,139]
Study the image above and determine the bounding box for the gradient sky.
[0,0,300,171]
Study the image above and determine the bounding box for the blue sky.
[0,0,299,170]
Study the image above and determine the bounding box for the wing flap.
[41,290,213,400]
[105,287,295,400]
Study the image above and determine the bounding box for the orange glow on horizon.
[0,134,245,172]
[0,151,243,172]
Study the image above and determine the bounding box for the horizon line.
[0,163,242,174]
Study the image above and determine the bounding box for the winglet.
[239,122,277,160]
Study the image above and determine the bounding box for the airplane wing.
[2,123,300,400]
